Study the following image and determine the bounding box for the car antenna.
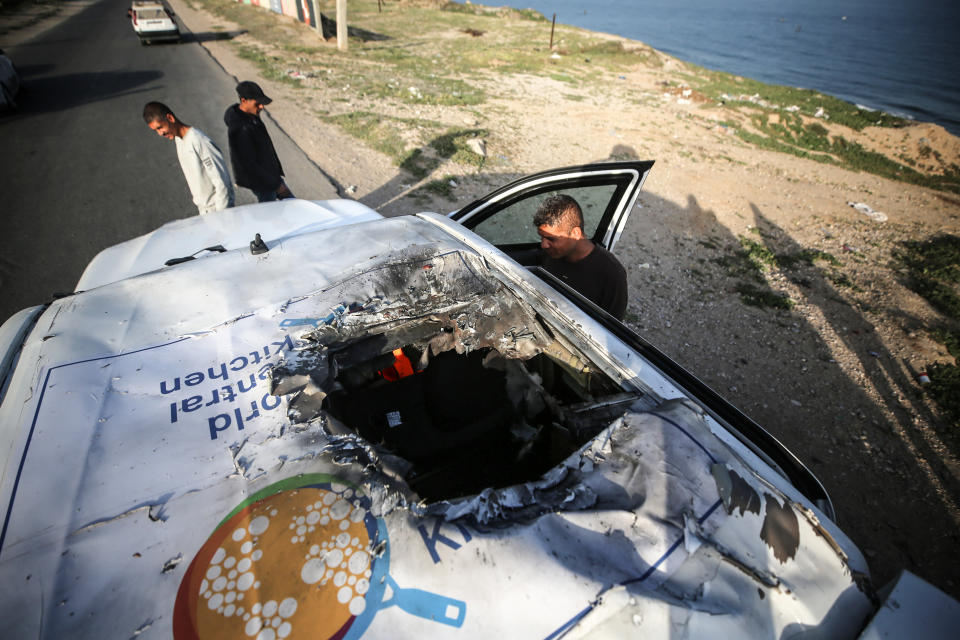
[250,233,268,255]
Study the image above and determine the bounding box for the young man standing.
[142,102,234,215]
[533,194,628,320]
[223,81,293,203]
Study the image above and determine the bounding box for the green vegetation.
[680,71,960,193]
[895,234,960,318]
[927,327,960,429]
[189,0,956,196]
[430,128,488,169]
[710,233,852,309]
[235,44,302,86]
[895,235,960,427]
[412,175,459,201]
[324,110,417,166]
[735,283,794,310]
[440,2,546,21]
[738,236,778,274]
[324,111,486,178]
[691,70,907,131]
[779,248,842,269]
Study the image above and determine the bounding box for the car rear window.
[136,9,168,19]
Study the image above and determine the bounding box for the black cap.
[236,81,272,105]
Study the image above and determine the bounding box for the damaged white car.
[0,162,956,638]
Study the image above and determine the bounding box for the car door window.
[470,183,620,246]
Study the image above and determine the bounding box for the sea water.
[507,0,960,135]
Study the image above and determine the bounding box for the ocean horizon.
[502,0,960,136]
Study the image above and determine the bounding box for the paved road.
[0,0,337,323]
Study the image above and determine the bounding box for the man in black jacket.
[223,81,294,202]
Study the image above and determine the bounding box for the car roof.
[77,199,382,291]
[50,213,478,360]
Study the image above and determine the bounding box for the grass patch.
[430,128,488,169]
[827,271,857,290]
[927,329,960,429]
[927,361,960,428]
[731,111,960,193]
[716,236,855,309]
[398,149,434,180]
[234,44,302,86]
[693,69,907,131]
[412,175,459,201]
[324,110,412,161]
[324,111,486,178]
[700,76,960,193]
[895,235,960,428]
[736,283,794,310]
[441,2,547,21]
[895,234,960,318]
[779,248,842,269]
[736,129,835,165]
[739,236,778,273]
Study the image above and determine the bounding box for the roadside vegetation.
[187,0,663,180]
[894,234,960,428]
[666,71,960,194]
[187,0,958,195]
[732,110,960,194]
[323,110,487,178]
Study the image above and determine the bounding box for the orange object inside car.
[379,348,417,381]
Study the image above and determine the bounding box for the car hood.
[0,212,873,638]
[76,198,382,290]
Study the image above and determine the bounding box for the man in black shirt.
[223,81,294,203]
[534,194,628,320]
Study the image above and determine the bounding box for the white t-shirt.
[175,127,235,215]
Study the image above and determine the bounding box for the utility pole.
[337,0,347,51]
[312,0,324,39]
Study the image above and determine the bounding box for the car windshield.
[136,9,167,19]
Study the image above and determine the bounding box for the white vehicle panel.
[76,199,382,290]
[0,212,877,638]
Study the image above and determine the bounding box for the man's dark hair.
[142,101,174,124]
[533,194,584,230]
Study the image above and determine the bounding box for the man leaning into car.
[534,194,628,320]
[142,102,234,215]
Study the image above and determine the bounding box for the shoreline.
[496,0,960,137]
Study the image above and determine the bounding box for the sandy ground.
[6,0,960,599]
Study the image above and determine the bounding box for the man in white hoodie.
[142,102,234,215]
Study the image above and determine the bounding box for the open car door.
[450,161,654,265]
[450,160,834,518]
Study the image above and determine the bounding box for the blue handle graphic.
[382,575,467,628]
[278,318,324,328]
